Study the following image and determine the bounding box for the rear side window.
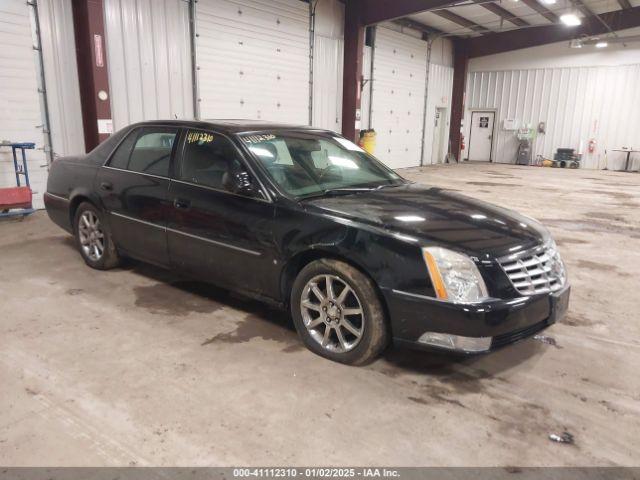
[108,127,178,177]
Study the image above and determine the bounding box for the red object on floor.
[0,186,32,210]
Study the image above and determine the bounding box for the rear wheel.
[74,202,121,270]
[291,259,389,365]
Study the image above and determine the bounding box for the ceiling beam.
[433,9,492,33]
[618,0,632,9]
[467,6,640,57]
[358,0,462,25]
[474,0,529,27]
[392,17,445,38]
[570,0,595,19]
[520,0,559,23]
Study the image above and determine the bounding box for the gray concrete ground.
[1,163,639,466]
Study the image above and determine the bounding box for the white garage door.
[196,0,310,124]
[0,0,48,209]
[370,27,428,169]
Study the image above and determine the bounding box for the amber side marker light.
[423,250,449,300]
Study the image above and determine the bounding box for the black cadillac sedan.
[44,120,570,365]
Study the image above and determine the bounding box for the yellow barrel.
[359,129,376,155]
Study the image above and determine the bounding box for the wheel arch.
[68,194,94,228]
[68,189,102,229]
[281,249,391,324]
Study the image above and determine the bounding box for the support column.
[448,38,469,162]
[341,1,365,142]
[72,0,112,151]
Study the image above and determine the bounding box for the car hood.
[302,183,549,258]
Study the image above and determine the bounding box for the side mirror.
[225,170,259,196]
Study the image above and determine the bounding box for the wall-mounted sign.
[97,119,113,135]
[479,116,489,128]
[94,34,104,68]
[503,118,518,130]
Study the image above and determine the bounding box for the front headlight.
[422,247,489,303]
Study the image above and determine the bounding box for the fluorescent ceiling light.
[540,0,557,4]
[560,13,582,26]
[595,41,608,48]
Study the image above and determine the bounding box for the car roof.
[127,119,335,136]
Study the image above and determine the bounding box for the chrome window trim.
[102,165,168,180]
[169,178,272,204]
[109,211,261,256]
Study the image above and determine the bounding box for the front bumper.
[385,284,570,353]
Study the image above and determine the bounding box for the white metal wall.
[312,35,343,131]
[38,0,85,157]
[370,27,428,169]
[360,45,372,131]
[422,62,454,164]
[195,0,310,123]
[464,64,640,170]
[0,0,48,208]
[104,0,193,130]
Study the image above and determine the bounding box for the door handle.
[173,198,191,210]
[100,182,113,191]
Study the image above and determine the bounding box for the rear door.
[167,128,280,297]
[96,126,179,266]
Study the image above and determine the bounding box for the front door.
[468,111,495,162]
[96,126,179,266]
[430,107,447,164]
[167,129,279,298]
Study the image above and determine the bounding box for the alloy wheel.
[300,274,365,353]
[78,211,105,262]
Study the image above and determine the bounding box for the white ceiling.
[407,0,633,38]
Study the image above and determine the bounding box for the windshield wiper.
[322,187,379,195]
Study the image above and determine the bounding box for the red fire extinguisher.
[588,139,596,153]
[461,133,466,151]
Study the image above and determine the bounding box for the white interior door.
[468,111,495,161]
[430,107,446,164]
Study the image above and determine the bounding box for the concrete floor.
[1,163,639,466]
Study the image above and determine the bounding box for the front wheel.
[291,259,389,365]
[74,202,121,270]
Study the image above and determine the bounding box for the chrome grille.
[498,244,566,295]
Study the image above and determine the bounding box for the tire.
[291,259,389,365]
[73,202,121,270]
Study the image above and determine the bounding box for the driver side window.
[178,130,252,195]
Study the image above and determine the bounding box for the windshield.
[239,132,405,198]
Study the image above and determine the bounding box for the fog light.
[418,332,491,352]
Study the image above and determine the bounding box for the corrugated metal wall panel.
[312,35,343,132]
[196,0,310,123]
[422,62,454,164]
[38,0,85,157]
[370,27,428,169]
[0,0,47,209]
[104,0,193,130]
[464,64,640,170]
